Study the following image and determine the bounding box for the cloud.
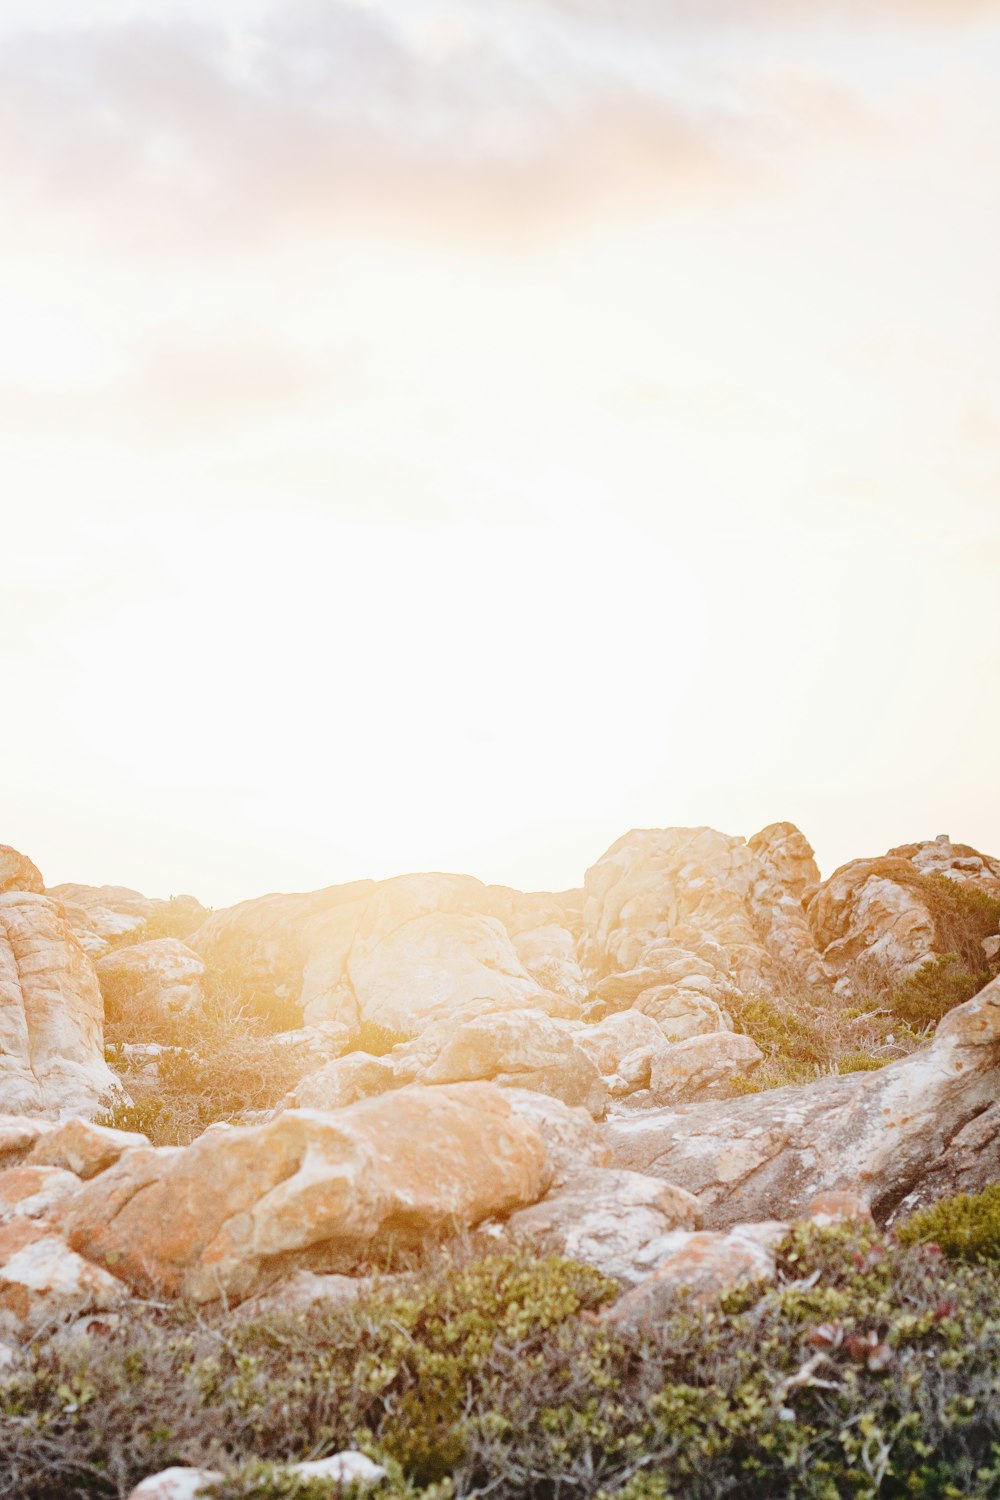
[0,0,880,247]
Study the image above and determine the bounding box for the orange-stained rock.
[806,1190,874,1226]
[27,1118,150,1179]
[0,1165,80,1224]
[289,1052,398,1111]
[0,845,44,895]
[0,1115,53,1167]
[62,1083,548,1303]
[0,1219,128,1340]
[606,1224,782,1324]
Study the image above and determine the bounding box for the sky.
[2,0,999,907]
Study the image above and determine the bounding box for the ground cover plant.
[4,1223,1000,1500]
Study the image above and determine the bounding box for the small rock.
[27,1118,150,1179]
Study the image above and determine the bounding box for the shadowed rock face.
[0,886,123,1120]
[605,978,1000,1227]
[60,1083,549,1303]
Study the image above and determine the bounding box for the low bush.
[898,1183,1000,1262]
[888,954,990,1033]
[4,1232,1000,1499]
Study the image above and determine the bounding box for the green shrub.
[351,1021,412,1057]
[5,1236,1000,1499]
[898,1184,1000,1262]
[888,954,990,1032]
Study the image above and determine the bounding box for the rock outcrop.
[807,835,1000,988]
[0,1219,128,1340]
[47,885,207,960]
[605,979,1000,1226]
[0,887,123,1119]
[193,874,583,1037]
[61,1084,548,1302]
[581,824,829,1015]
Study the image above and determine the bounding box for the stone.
[288,1052,398,1111]
[582,825,826,996]
[884,1100,1000,1227]
[0,1165,81,1224]
[233,1269,368,1321]
[606,1224,782,1324]
[807,838,1000,988]
[649,1031,763,1103]
[193,872,583,1039]
[26,1117,150,1179]
[633,985,732,1040]
[505,1167,702,1284]
[807,1190,874,1226]
[501,1088,611,1187]
[46,883,161,957]
[0,890,124,1118]
[0,844,44,895]
[96,939,205,1019]
[127,1470,223,1500]
[0,1115,53,1167]
[63,1083,548,1303]
[392,1008,608,1116]
[605,979,1000,1227]
[0,1220,128,1340]
[572,1011,669,1077]
[289,1453,387,1488]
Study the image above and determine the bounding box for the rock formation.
[606,977,1000,1225]
[0,866,123,1118]
[96,938,205,1019]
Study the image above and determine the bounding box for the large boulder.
[499,1089,610,1187]
[391,1008,608,1116]
[807,835,1000,988]
[605,1222,785,1324]
[885,1101,1000,1226]
[193,873,582,1037]
[0,890,123,1118]
[505,1167,702,1284]
[581,825,827,996]
[605,978,1000,1226]
[96,938,205,1021]
[61,1083,548,1302]
[0,1220,128,1340]
[648,1031,764,1104]
[0,845,44,895]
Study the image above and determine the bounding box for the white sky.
[2,0,999,905]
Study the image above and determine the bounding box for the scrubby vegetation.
[898,1183,1000,1263]
[99,986,316,1146]
[4,1228,1000,1499]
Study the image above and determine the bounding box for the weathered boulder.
[96,939,205,1020]
[605,979,1000,1226]
[0,1220,128,1340]
[62,1084,548,1302]
[632,986,733,1040]
[0,844,44,895]
[571,1011,668,1077]
[0,891,123,1118]
[0,1166,81,1224]
[193,873,582,1039]
[392,1009,608,1116]
[605,1221,785,1324]
[582,825,826,997]
[505,1167,702,1284]
[807,835,1000,988]
[27,1118,149,1179]
[746,822,830,988]
[127,1454,387,1500]
[289,1052,398,1111]
[648,1031,763,1104]
[46,883,159,957]
[885,1101,1000,1227]
[0,1115,53,1167]
[233,1268,368,1322]
[501,1089,611,1187]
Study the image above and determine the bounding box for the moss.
[898,1184,1000,1262]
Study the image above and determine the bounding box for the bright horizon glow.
[2,0,999,908]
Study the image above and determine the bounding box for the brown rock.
[0,1219,128,1340]
[0,1166,81,1224]
[0,845,44,895]
[63,1083,548,1303]
[27,1118,149,1179]
[606,1224,783,1324]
